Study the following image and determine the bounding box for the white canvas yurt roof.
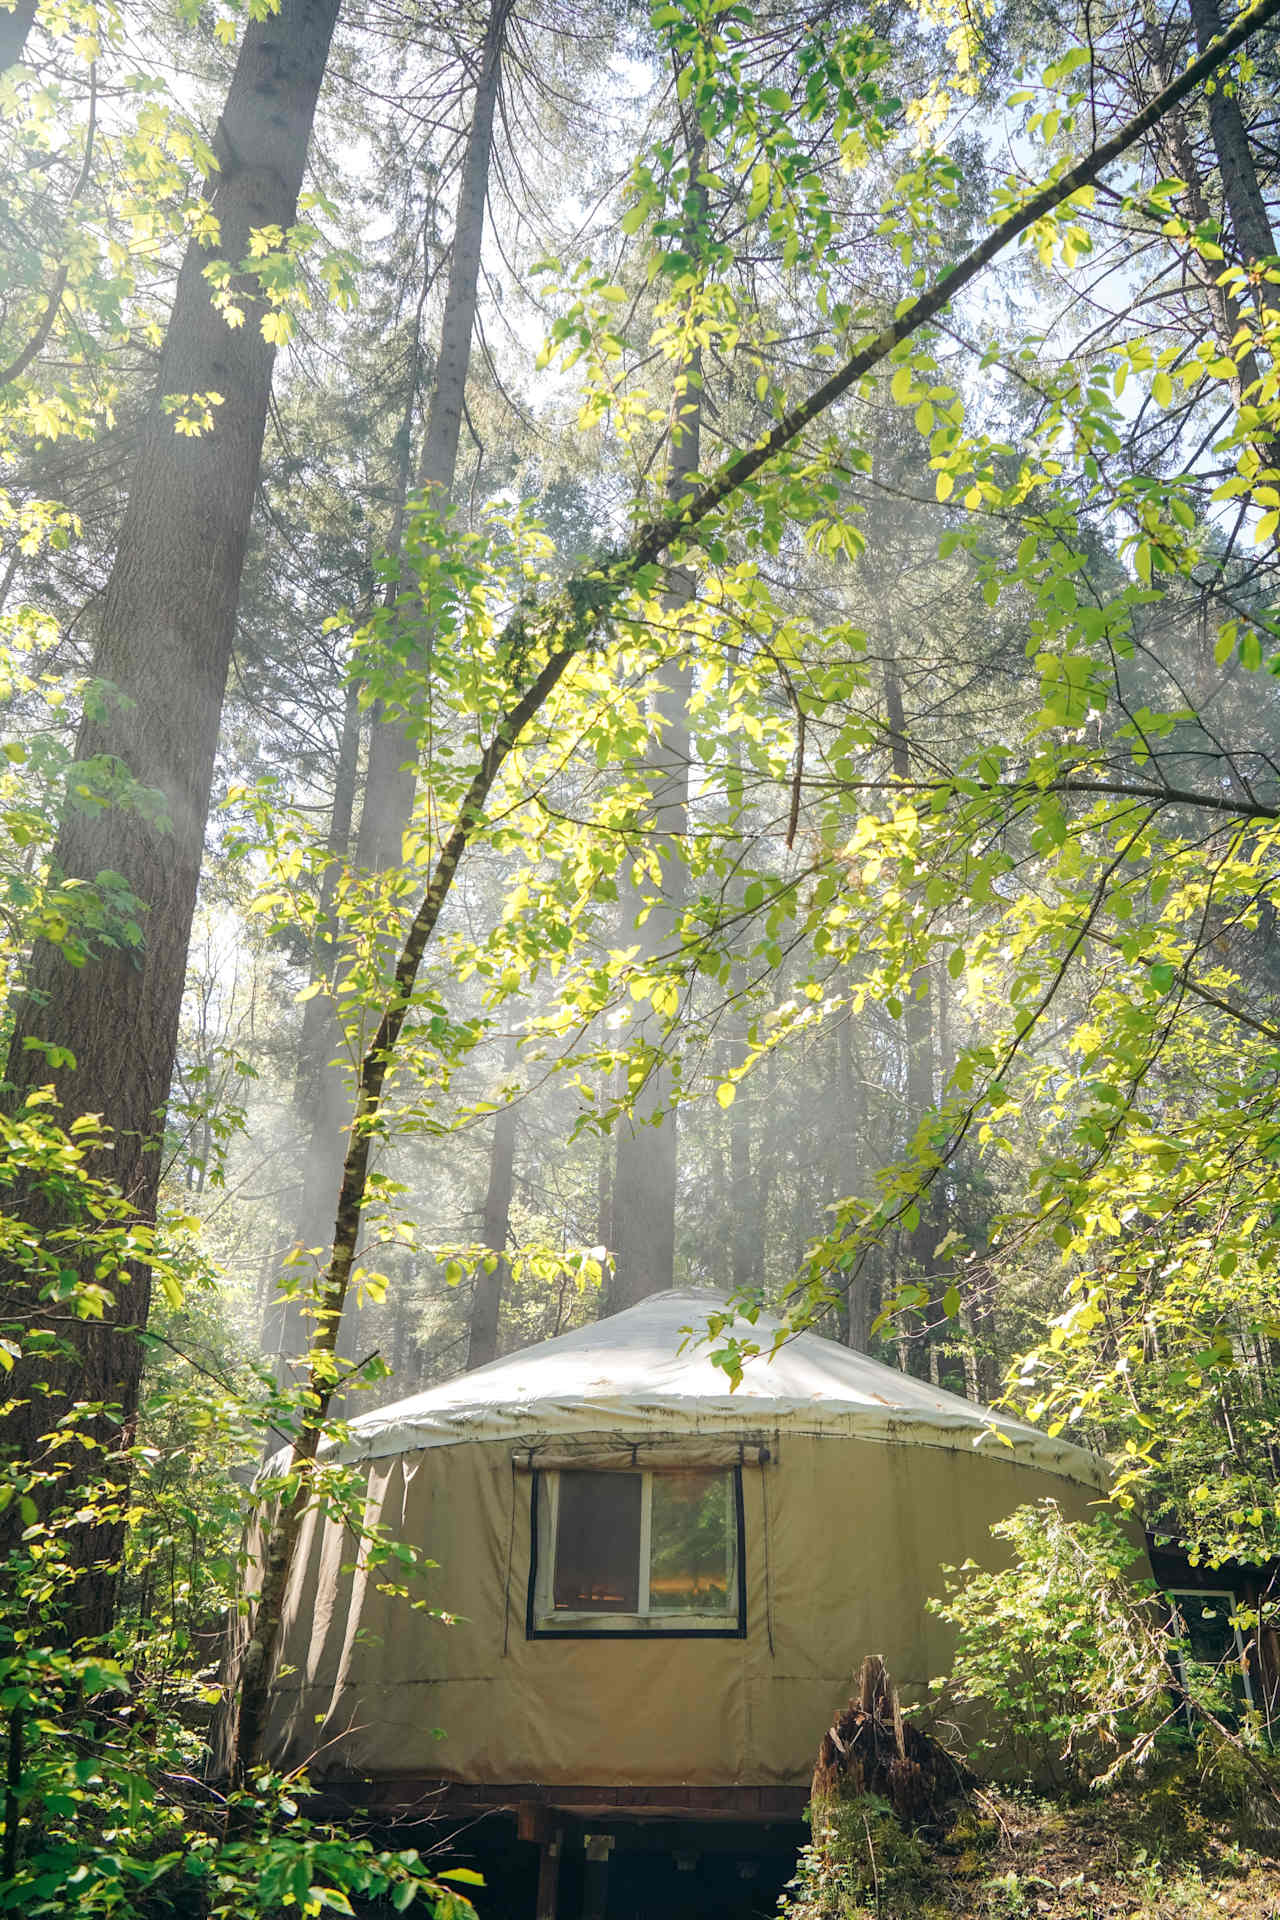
[334,1287,1106,1490]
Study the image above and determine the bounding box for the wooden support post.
[535,1826,563,1920]
[518,1802,563,1920]
[582,1831,614,1920]
[518,1802,551,1844]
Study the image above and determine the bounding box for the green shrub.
[784,1795,931,1918]
[927,1501,1173,1790]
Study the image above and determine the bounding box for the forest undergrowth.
[784,1770,1280,1920]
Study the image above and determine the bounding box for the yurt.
[260,1287,1110,1833]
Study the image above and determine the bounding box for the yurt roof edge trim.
[336,1410,1107,1488]
[328,1289,1107,1492]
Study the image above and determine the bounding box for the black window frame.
[526,1465,748,1640]
[1165,1586,1255,1725]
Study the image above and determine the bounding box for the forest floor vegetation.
[781,1766,1280,1920]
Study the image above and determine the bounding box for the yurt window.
[529,1467,745,1636]
[1166,1589,1254,1723]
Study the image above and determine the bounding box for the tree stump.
[810,1654,964,1827]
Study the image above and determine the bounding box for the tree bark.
[1136,2,1279,468]
[468,1036,518,1369]
[268,323,422,1384]
[729,1030,754,1295]
[753,1049,777,1294]
[295,679,364,1141]
[267,675,363,1378]
[833,999,874,1353]
[606,391,699,1311]
[724,728,757,1298]
[0,0,37,72]
[1187,0,1277,282]
[0,0,340,1636]
[356,0,512,873]
[607,665,693,1306]
[885,656,936,1381]
[595,1065,615,1268]
[608,116,706,1314]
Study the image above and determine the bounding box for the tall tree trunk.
[0,0,340,1637]
[0,0,37,71]
[885,656,935,1381]
[752,1048,777,1293]
[724,725,756,1298]
[595,1065,615,1271]
[833,999,873,1353]
[608,113,706,1314]
[728,1030,754,1295]
[1187,0,1277,283]
[268,321,423,1386]
[267,675,363,1379]
[1138,3,1278,463]
[295,678,364,1152]
[468,1036,517,1369]
[356,0,512,873]
[606,372,699,1310]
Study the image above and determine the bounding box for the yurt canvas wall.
[258,1291,1110,1793]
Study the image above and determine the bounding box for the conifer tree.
[0,0,341,1633]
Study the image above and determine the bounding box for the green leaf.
[312,1890,354,1915]
[157,1265,185,1311]
[746,161,770,221]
